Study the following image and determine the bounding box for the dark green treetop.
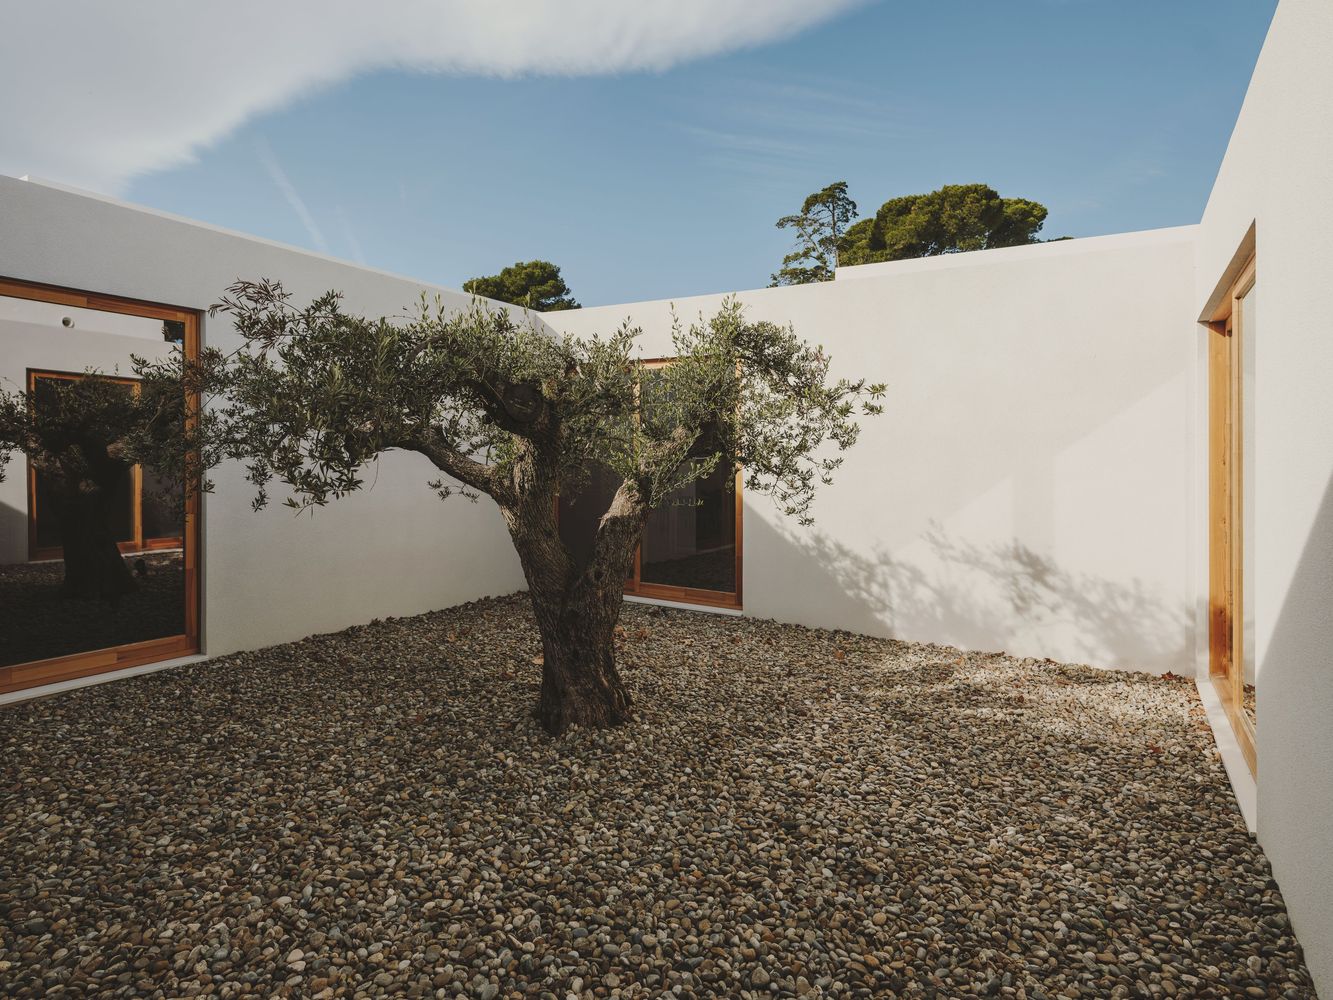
[463,260,580,312]
[839,184,1049,266]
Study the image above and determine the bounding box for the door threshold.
[624,594,743,616]
[1196,676,1258,833]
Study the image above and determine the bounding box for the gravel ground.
[0,594,1315,999]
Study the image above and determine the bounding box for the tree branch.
[404,426,509,504]
[467,373,553,440]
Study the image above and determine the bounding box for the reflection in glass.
[0,295,188,669]
[0,298,165,341]
[640,451,736,594]
[30,376,138,555]
[639,367,738,597]
[556,366,739,601]
[558,462,632,580]
[559,451,738,596]
[141,467,185,542]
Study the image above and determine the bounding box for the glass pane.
[1240,283,1257,732]
[558,462,630,579]
[141,466,184,542]
[31,376,136,548]
[640,453,736,594]
[637,367,738,597]
[1,295,188,668]
[557,364,740,599]
[33,463,136,548]
[0,296,166,341]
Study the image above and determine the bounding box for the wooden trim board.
[1207,255,1257,777]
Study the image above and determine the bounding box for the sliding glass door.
[0,280,200,692]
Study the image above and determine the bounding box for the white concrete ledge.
[833,225,1201,281]
[0,653,209,707]
[1195,676,1258,833]
[623,595,743,616]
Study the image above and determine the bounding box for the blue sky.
[57,3,1279,305]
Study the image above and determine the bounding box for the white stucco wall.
[0,175,527,658]
[1193,0,1333,991]
[0,179,1201,679]
[546,228,1200,674]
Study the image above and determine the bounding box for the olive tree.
[149,281,882,734]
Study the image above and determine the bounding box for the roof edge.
[834,225,1200,282]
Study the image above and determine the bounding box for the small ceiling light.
[61,316,75,328]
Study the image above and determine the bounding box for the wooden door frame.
[1207,255,1257,776]
[0,277,202,694]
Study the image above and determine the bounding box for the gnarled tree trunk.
[503,475,643,735]
[57,486,136,604]
[533,593,633,735]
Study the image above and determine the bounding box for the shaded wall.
[545,228,1199,674]
[1194,0,1333,991]
[0,176,527,659]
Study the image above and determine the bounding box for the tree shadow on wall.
[758,517,1193,672]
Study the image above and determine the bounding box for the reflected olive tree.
[0,373,184,604]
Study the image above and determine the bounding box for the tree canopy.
[180,282,880,526]
[463,260,580,312]
[770,181,858,287]
[839,184,1049,266]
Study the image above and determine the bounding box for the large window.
[638,421,739,599]
[557,360,742,609]
[0,280,200,691]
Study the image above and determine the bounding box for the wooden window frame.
[26,369,185,561]
[1207,254,1257,777]
[0,277,201,694]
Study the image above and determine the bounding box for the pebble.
[0,594,1316,998]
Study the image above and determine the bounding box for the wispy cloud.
[255,139,329,254]
[675,71,906,181]
[0,0,867,195]
[336,206,367,264]
[677,126,815,162]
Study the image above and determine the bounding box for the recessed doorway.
[557,358,742,611]
[1207,254,1257,776]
